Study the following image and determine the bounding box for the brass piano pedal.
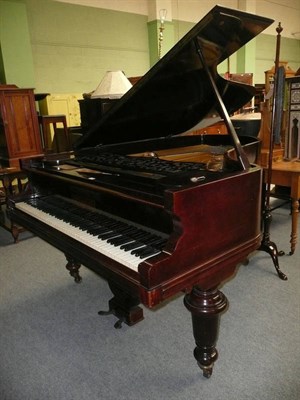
[114,317,125,329]
[98,294,144,329]
[98,309,124,329]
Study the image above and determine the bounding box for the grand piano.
[9,6,274,378]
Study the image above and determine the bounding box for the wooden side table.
[264,160,300,254]
[0,167,27,242]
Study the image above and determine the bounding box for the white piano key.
[16,202,161,272]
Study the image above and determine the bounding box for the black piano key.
[133,240,167,257]
[131,244,158,256]
[130,244,147,254]
[90,221,131,239]
[130,246,147,255]
[97,228,114,238]
[137,247,160,258]
[111,225,136,236]
[87,226,108,235]
[99,231,122,240]
[131,246,151,257]
[108,235,135,246]
[79,221,98,230]
[140,234,160,244]
[27,195,168,259]
[121,241,145,251]
[107,233,130,245]
[128,231,153,241]
[145,238,167,247]
[100,224,118,233]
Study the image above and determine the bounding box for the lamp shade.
[91,70,132,99]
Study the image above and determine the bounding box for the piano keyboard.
[16,196,168,272]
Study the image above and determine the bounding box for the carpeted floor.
[0,203,299,400]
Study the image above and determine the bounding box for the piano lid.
[75,5,273,150]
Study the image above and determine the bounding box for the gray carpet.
[0,203,299,400]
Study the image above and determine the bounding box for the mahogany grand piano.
[9,6,274,378]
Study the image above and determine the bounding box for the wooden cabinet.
[38,93,83,127]
[78,98,118,134]
[0,85,43,169]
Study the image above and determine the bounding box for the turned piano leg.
[184,286,228,378]
[65,255,82,283]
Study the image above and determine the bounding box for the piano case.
[9,5,274,378]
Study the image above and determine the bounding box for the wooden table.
[264,160,300,255]
[0,167,27,242]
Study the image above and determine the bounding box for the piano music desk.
[264,160,300,254]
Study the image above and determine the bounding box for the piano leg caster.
[196,360,213,379]
[184,286,228,378]
[65,256,82,283]
[98,282,144,328]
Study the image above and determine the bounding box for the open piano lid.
[75,5,273,150]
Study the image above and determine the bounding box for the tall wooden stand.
[258,24,287,280]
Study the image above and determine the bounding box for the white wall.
[55,0,300,39]
[256,0,300,38]
[54,0,149,15]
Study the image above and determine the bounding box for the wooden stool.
[0,167,27,242]
[38,114,70,153]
